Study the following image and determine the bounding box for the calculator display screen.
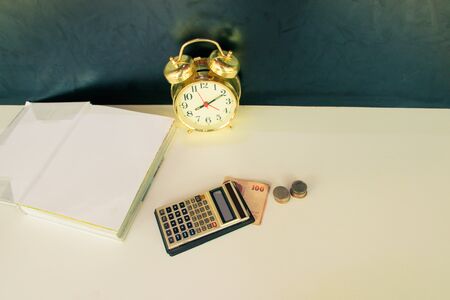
[211,189,235,223]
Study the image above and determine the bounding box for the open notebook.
[0,102,175,240]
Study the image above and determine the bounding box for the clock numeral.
[216,114,222,121]
[195,116,200,122]
[205,117,212,124]
[214,84,217,91]
[191,85,198,93]
[200,82,208,89]
[181,102,188,109]
[183,93,193,101]
[220,89,226,96]
[225,98,231,104]
[187,111,193,117]
[225,107,229,113]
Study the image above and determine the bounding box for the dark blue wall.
[0,0,449,107]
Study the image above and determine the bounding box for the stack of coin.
[273,180,308,204]
[273,186,290,204]
[290,180,307,198]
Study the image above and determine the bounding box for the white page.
[20,104,173,230]
[0,105,24,136]
[0,102,88,203]
[0,105,24,204]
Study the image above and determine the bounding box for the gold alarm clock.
[164,38,241,132]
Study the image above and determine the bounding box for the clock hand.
[197,91,207,105]
[209,104,219,111]
[194,101,220,111]
[206,94,224,105]
[194,93,224,111]
[194,92,208,111]
[194,102,207,111]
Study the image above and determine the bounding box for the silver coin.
[290,180,307,198]
[273,186,290,204]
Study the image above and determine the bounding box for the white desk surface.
[1,104,450,300]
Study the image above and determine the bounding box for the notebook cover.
[0,102,174,234]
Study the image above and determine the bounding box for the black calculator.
[154,180,254,256]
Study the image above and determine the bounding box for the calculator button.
[173,227,179,234]
[195,209,200,214]
[159,209,165,216]
[168,237,174,244]
[200,195,206,200]
[205,218,210,224]
[200,207,205,212]
[207,211,213,216]
[161,216,167,222]
[195,196,201,202]
[166,207,172,213]
[170,220,176,227]
[196,228,201,234]
[175,234,182,241]
[163,223,170,229]
[193,203,198,209]
[202,212,207,218]
[182,208,188,215]
[194,222,199,227]
[201,225,206,231]
[184,215,190,222]
[165,229,172,236]
[191,199,196,204]
[173,204,179,211]
[189,229,196,236]
[187,205,192,210]
[180,224,186,231]
[205,205,210,211]
[198,202,203,207]
[187,222,193,229]
[168,213,174,220]
[211,222,217,227]
[189,211,194,216]
[191,216,197,221]
[207,224,212,229]
[182,231,188,238]
[202,200,208,205]
[175,211,181,217]
[210,216,215,222]
[199,220,204,225]
[180,202,185,208]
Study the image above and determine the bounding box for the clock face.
[175,80,237,131]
